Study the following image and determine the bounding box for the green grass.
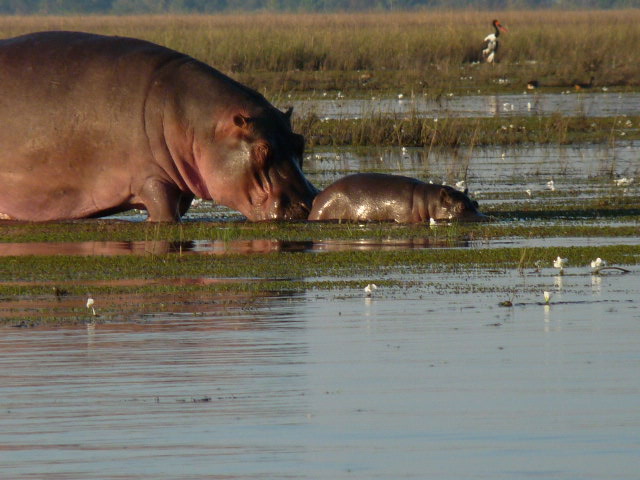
[297,114,640,147]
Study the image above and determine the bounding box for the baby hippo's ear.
[439,187,453,204]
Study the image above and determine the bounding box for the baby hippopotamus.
[308,173,486,223]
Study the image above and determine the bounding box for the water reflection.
[2,235,639,257]
[2,270,639,479]
[293,92,640,119]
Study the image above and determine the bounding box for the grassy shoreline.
[297,115,640,147]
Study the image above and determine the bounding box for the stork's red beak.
[497,22,508,32]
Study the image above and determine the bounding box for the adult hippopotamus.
[0,31,317,221]
[308,173,487,223]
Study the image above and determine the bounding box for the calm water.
[292,92,640,119]
[2,268,639,479]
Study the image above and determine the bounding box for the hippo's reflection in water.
[0,237,470,257]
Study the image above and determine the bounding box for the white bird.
[364,284,378,297]
[455,180,466,191]
[482,19,508,64]
[543,291,552,304]
[590,257,607,270]
[553,256,568,272]
[614,177,633,187]
[546,179,555,191]
[86,297,96,316]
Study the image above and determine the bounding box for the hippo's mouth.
[280,199,313,220]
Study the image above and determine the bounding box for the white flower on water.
[364,284,378,297]
[553,256,568,272]
[590,257,607,271]
[86,297,96,316]
[543,291,551,304]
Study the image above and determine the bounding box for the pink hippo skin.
[308,173,487,223]
[0,31,317,221]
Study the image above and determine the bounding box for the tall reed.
[1,11,639,91]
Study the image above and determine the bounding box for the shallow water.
[2,269,639,479]
[293,92,640,119]
[2,235,640,258]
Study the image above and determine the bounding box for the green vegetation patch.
[1,245,638,286]
[1,218,638,244]
[297,114,640,147]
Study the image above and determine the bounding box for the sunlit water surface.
[2,269,639,479]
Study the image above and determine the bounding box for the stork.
[482,19,507,64]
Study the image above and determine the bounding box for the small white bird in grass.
[553,256,568,273]
[614,177,633,187]
[364,284,378,297]
[86,297,96,316]
[543,291,552,304]
[590,257,607,271]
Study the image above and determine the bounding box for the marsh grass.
[2,10,640,94]
[297,114,640,147]
[2,219,639,244]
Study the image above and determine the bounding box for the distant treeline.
[2,0,640,14]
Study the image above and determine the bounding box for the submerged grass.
[1,244,638,287]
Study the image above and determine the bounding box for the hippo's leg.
[139,177,186,222]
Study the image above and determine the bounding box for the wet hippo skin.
[308,173,486,223]
[0,31,317,221]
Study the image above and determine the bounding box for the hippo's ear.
[284,107,294,119]
[233,114,251,130]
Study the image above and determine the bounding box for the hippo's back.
[309,173,423,221]
[0,31,190,220]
